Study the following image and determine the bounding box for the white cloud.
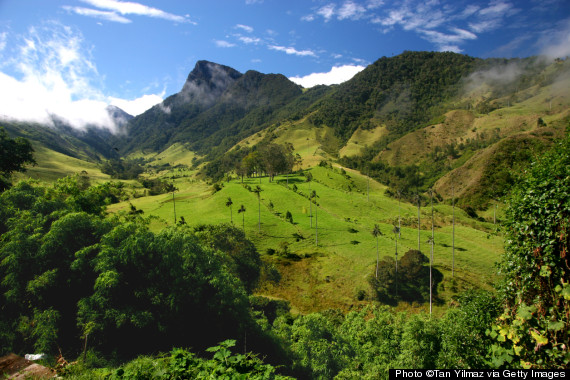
[215,40,236,48]
[438,45,462,53]
[109,93,163,116]
[0,32,7,52]
[236,24,254,33]
[239,36,261,44]
[317,4,336,22]
[479,1,513,16]
[467,1,517,33]
[312,0,382,22]
[337,1,367,20]
[468,20,496,33]
[269,45,317,57]
[0,22,159,131]
[366,0,384,10]
[62,6,132,23]
[420,27,477,49]
[460,5,480,18]
[289,64,366,87]
[77,0,195,24]
[540,18,570,59]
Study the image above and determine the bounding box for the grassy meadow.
[107,163,504,315]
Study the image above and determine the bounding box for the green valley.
[1,51,569,377]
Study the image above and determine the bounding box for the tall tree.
[415,194,421,252]
[427,235,434,315]
[0,127,36,191]
[253,186,262,232]
[397,190,402,238]
[452,186,455,277]
[306,172,313,228]
[226,197,233,224]
[311,190,318,246]
[372,224,382,278]
[238,204,246,232]
[428,189,435,316]
[393,225,400,298]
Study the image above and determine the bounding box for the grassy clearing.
[14,144,111,183]
[339,124,388,158]
[107,164,503,314]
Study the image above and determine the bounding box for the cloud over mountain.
[289,64,365,87]
[0,22,162,131]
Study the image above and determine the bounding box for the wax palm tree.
[428,188,435,315]
[415,193,421,252]
[306,172,313,227]
[393,225,400,271]
[238,204,246,232]
[393,225,400,298]
[253,186,262,232]
[226,197,233,224]
[427,235,435,315]
[372,224,382,278]
[397,189,402,238]
[452,186,455,277]
[311,190,318,246]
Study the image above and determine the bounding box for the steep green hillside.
[336,56,570,207]
[310,51,479,140]
[108,165,503,314]
[120,61,329,161]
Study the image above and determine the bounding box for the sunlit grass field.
[107,164,504,315]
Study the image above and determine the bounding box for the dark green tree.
[0,127,35,191]
[194,224,262,293]
[372,224,382,278]
[238,204,246,232]
[253,185,263,232]
[226,197,233,224]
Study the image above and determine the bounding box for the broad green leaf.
[517,304,535,321]
[561,284,570,300]
[539,265,552,277]
[530,330,548,345]
[547,320,565,331]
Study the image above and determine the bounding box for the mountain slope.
[120,61,323,159]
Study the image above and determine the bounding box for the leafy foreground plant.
[488,132,570,368]
[63,340,292,379]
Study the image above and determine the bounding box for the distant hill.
[1,103,133,162]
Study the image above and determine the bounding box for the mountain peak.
[178,61,242,106]
[186,60,242,83]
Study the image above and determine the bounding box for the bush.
[285,211,293,223]
[489,134,570,369]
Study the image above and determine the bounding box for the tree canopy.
[0,127,36,191]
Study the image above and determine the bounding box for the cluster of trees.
[270,290,500,378]
[369,249,442,304]
[0,177,267,361]
[100,158,144,180]
[139,177,177,196]
[202,142,301,182]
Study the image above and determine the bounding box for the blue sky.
[0,0,569,130]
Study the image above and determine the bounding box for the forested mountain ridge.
[4,51,570,209]
[119,60,317,159]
